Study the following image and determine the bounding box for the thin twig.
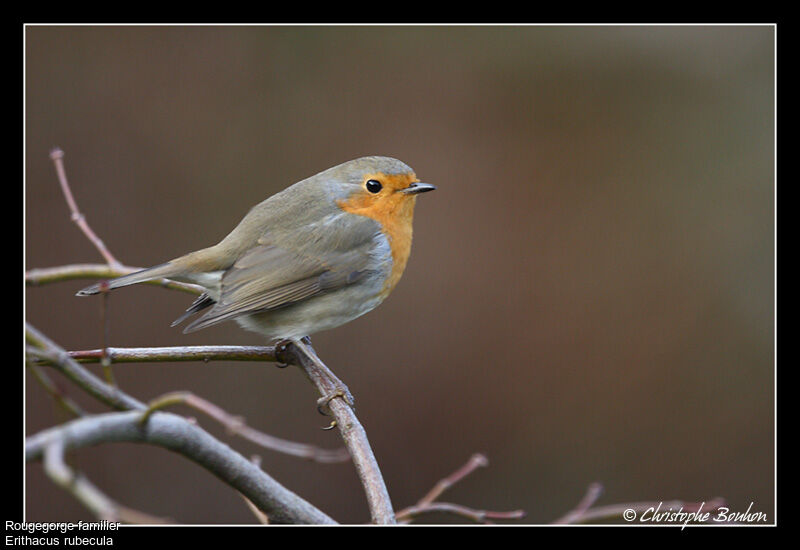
[25,264,203,295]
[25,361,87,418]
[49,148,123,269]
[553,491,727,525]
[140,391,349,464]
[552,482,604,524]
[395,453,525,525]
[418,453,489,506]
[396,502,526,524]
[42,438,172,524]
[100,291,116,387]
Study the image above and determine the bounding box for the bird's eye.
[366,179,383,194]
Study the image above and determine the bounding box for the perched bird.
[77,156,435,344]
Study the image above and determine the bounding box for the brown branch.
[42,438,172,524]
[26,325,145,411]
[49,148,123,269]
[140,391,350,464]
[552,482,604,524]
[553,483,727,525]
[25,361,87,418]
[26,325,337,523]
[417,453,488,506]
[25,264,203,295]
[395,453,525,524]
[278,339,395,524]
[27,333,348,464]
[397,502,526,524]
[56,345,278,364]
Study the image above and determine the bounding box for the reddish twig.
[49,148,123,269]
[59,345,279,364]
[417,453,488,506]
[139,391,350,464]
[25,362,87,418]
[552,482,604,524]
[395,454,525,524]
[396,502,526,524]
[553,482,727,525]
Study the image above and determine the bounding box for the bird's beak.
[401,182,437,195]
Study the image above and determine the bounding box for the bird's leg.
[290,337,355,414]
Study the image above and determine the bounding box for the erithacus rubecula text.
[77,157,435,345]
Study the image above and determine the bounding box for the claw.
[274,339,292,368]
[321,420,337,431]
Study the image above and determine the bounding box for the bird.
[77,156,435,348]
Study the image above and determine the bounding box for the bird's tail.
[75,262,184,296]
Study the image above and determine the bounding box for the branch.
[141,391,350,464]
[26,361,87,418]
[49,148,122,269]
[397,502,526,524]
[25,264,203,295]
[26,324,145,411]
[553,483,727,525]
[279,339,395,524]
[552,482,604,524]
[27,411,336,524]
[27,329,348,464]
[417,453,488,506]
[42,438,172,524]
[396,454,526,524]
[32,335,396,522]
[56,345,278,364]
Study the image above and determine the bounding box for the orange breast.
[336,173,418,298]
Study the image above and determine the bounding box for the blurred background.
[24,25,774,525]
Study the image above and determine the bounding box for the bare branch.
[279,339,395,524]
[552,482,604,524]
[25,264,203,295]
[241,456,270,524]
[49,148,123,269]
[395,453,525,525]
[397,502,526,524]
[417,453,489,506]
[140,391,350,464]
[25,361,87,418]
[26,325,145,411]
[28,330,349,464]
[58,345,278,365]
[27,411,337,524]
[552,483,727,525]
[42,438,172,524]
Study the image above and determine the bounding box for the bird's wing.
[182,213,382,332]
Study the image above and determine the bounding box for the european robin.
[77,157,435,346]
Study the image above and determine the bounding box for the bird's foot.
[316,385,355,416]
[273,339,293,368]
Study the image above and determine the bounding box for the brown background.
[24,25,774,524]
